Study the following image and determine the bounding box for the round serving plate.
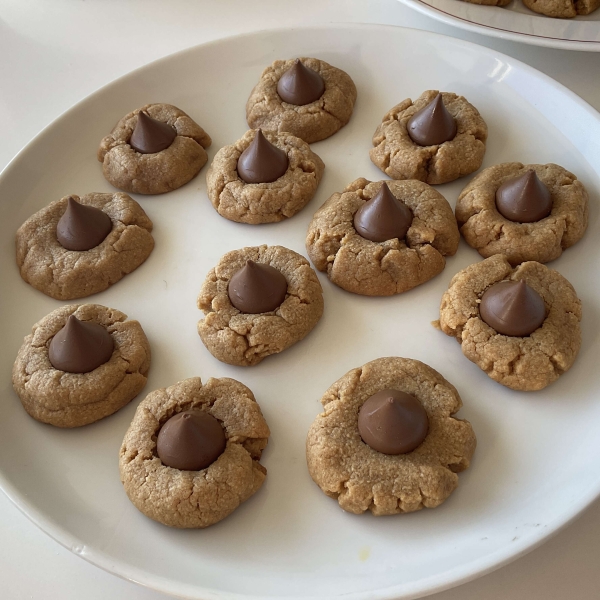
[399,0,600,51]
[1,24,599,600]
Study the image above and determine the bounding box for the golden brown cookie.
[456,163,588,266]
[438,255,582,391]
[370,90,487,185]
[305,178,459,296]
[306,357,476,515]
[523,0,599,17]
[98,103,212,194]
[246,57,357,144]
[206,129,325,224]
[12,304,151,427]
[119,377,270,528]
[16,192,154,300]
[197,245,324,367]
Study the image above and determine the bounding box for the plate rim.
[398,0,600,51]
[1,22,600,600]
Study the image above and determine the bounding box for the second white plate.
[1,24,600,600]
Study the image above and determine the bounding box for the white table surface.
[1,1,599,598]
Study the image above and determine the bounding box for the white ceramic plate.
[399,0,600,51]
[1,24,600,600]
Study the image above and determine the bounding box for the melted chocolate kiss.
[129,111,177,154]
[480,280,546,337]
[407,93,457,147]
[495,170,553,223]
[353,183,413,243]
[228,260,288,314]
[56,197,112,251]
[48,315,114,373]
[157,411,226,471]
[276,59,325,106]
[237,130,289,184]
[358,389,429,455]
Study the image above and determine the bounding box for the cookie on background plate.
[306,357,476,515]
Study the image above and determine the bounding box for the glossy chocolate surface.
[129,111,177,154]
[353,183,413,243]
[495,170,553,223]
[228,260,288,314]
[358,389,429,455]
[480,280,546,337]
[407,93,457,147]
[56,197,112,251]
[276,59,325,106]
[237,130,289,184]
[48,315,114,373]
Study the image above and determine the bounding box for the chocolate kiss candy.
[277,59,325,106]
[48,315,114,373]
[56,197,112,251]
[237,130,289,184]
[129,111,177,154]
[157,411,226,471]
[495,170,553,223]
[407,93,457,147]
[228,260,288,314]
[358,389,429,455]
[480,280,546,337]
[353,182,413,243]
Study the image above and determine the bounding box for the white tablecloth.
[2,1,599,598]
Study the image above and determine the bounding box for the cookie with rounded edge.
[306,178,459,296]
[12,303,151,427]
[98,103,212,194]
[16,192,154,300]
[246,57,357,144]
[206,129,325,224]
[523,0,599,17]
[456,162,588,265]
[438,254,582,391]
[370,90,487,185]
[120,376,270,528]
[306,356,476,515]
[197,245,323,366]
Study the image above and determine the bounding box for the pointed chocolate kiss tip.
[237,130,289,184]
[495,169,552,223]
[48,315,114,374]
[353,182,413,243]
[277,59,325,106]
[228,260,288,314]
[479,280,546,337]
[407,93,457,147]
[129,110,177,154]
[56,196,112,251]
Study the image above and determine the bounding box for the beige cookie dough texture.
[197,245,324,367]
[460,0,511,4]
[306,178,459,296]
[98,103,212,194]
[16,192,154,300]
[12,304,151,428]
[246,57,357,144]
[119,376,270,528]
[370,90,488,185]
[306,357,476,515]
[523,0,599,16]
[456,163,588,266]
[206,129,325,224]
[439,255,581,391]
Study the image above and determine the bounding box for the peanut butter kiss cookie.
[370,90,487,185]
[306,178,459,296]
[438,254,582,391]
[98,103,212,194]
[197,245,324,366]
[16,193,154,300]
[456,163,589,265]
[523,0,599,17]
[306,357,476,515]
[119,377,270,528]
[246,57,357,144]
[206,129,325,224]
[12,303,151,427]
